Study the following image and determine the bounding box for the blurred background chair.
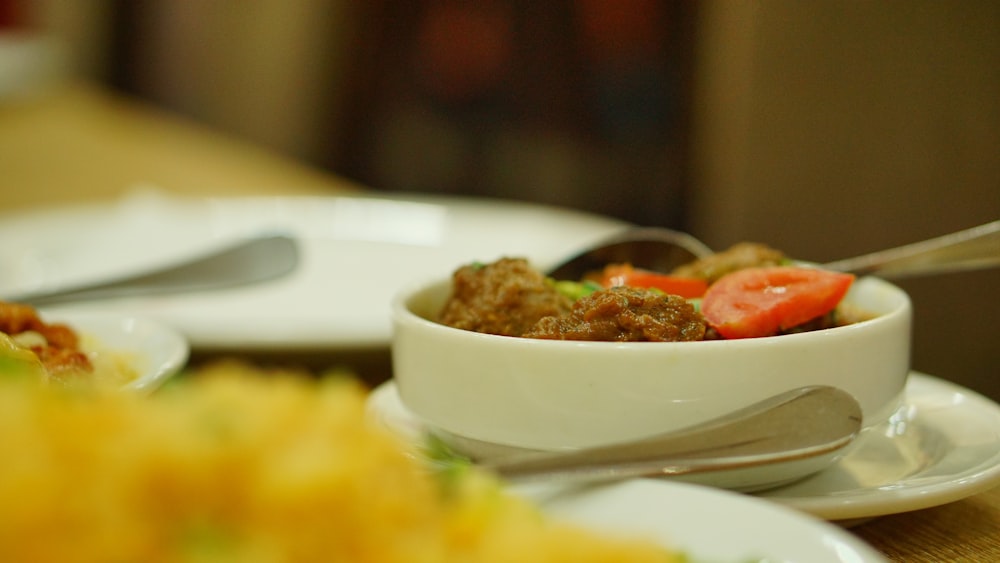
[16,0,1000,400]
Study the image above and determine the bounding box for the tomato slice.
[598,264,709,298]
[701,266,855,339]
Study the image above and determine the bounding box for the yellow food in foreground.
[0,362,681,563]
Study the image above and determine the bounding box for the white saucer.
[758,372,1000,523]
[366,372,1000,523]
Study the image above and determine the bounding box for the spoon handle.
[5,235,299,306]
[480,386,861,484]
[822,220,1000,279]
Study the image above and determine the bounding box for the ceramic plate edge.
[529,479,889,562]
[760,372,1000,521]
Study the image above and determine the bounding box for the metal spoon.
[547,220,1000,280]
[546,226,713,281]
[5,234,299,306]
[480,385,861,483]
[823,219,1000,278]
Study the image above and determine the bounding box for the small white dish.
[759,372,1000,524]
[0,191,627,350]
[366,372,1000,523]
[44,311,189,393]
[529,479,887,562]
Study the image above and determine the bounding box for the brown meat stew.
[437,243,873,342]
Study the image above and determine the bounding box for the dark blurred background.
[101,0,699,229]
[16,1,1000,400]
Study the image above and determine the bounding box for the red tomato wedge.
[598,264,709,298]
[701,266,855,339]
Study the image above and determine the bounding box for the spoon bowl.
[480,385,862,485]
[547,220,1000,280]
[546,227,713,281]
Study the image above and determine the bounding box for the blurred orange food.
[0,362,684,562]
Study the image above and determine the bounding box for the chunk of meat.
[524,286,706,342]
[671,242,786,284]
[0,301,44,334]
[438,258,572,337]
[30,345,92,382]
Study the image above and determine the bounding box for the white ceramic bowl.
[43,311,189,393]
[391,274,912,457]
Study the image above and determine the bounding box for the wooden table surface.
[2,82,997,562]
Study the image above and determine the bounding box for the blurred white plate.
[0,191,627,350]
[528,479,887,562]
[43,311,188,393]
[367,372,1000,524]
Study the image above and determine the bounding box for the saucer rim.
[366,372,1000,522]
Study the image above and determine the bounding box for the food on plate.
[437,244,867,341]
[0,301,91,380]
[0,361,683,562]
[0,333,48,383]
[0,301,137,386]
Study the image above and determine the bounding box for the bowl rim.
[391,272,913,458]
[392,273,912,349]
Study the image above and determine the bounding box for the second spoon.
[547,220,1000,281]
[478,385,862,484]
